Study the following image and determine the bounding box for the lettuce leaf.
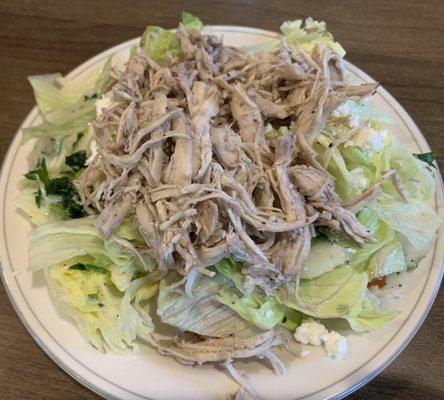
[27,217,144,271]
[217,286,285,330]
[346,290,397,332]
[280,18,346,57]
[301,238,350,279]
[315,133,359,201]
[348,208,395,269]
[276,265,368,319]
[140,27,182,64]
[215,258,247,293]
[366,237,406,279]
[370,194,440,257]
[23,56,111,144]
[276,265,396,332]
[46,264,156,352]
[181,11,203,31]
[157,272,259,338]
[31,215,156,352]
[140,13,203,64]
[248,18,345,57]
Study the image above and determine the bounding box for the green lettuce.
[157,272,260,338]
[340,128,435,201]
[217,286,285,330]
[215,258,301,330]
[140,12,203,64]
[30,216,157,352]
[46,264,156,352]
[215,258,247,293]
[23,56,112,142]
[315,133,360,201]
[370,194,440,257]
[140,27,182,64]
[346,291,397,332]
[277,265,367,319]
[366,237,406,279]
[301,238,350,279]
[27,217,149,272]
[247,18,345,57]
[276,265,396,332]
[280,18,346,57]
[181,11,203,31]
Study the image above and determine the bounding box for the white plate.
[1,26,443,400]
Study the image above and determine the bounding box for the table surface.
[0,1,443,399]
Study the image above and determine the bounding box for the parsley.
[24,158,50,186]
[34,188,42,207]
[413,151,437,168]
[84,92,98,101]
[25,159,85,219]
[87,293,99,300]
[65,150,87,171]
[25,172,37,180]
[69,263,108,274]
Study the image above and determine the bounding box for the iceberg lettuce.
[46,264,156,352]
[346,290,397,332]
[30,216,156,352]
[276,265,396,332]
[277,265,367,319]
[23,55,112,143]
[217,286,285,331]
[181,11,203,31]
[280,18,346,57]
[366,237,406,279]
[370,194,440,257]
[247,18,345,57]
[28,217,147,271]
[157,272,260,338]
[140,12,203,64]
[301,238,350,279]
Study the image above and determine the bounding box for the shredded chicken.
[79,21,382,370]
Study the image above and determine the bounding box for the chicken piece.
[95,194,132,238]
[195,200,219,242]
[154,329,283,365]
[164,114,193,185]
[189,81,220,180]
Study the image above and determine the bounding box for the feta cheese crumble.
[321,331,348,359]
[294,318,348,359]
[294,318,328,346]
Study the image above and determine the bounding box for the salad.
[18,12,439,399]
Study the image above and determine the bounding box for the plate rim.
[1,25,443,400]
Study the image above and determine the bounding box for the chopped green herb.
[25,159,85,219]
[413,151,437,168]
[65,150,87,171]
[87,293,99,300]
[25,158,50,186]
[69,263,108,274]
[25,172,37,180]
[84,92,98,101]
[34,188,42,207]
